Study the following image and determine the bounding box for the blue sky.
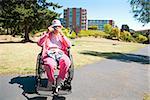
[48,0,150,31]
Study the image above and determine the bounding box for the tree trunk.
[7,27,9,35]
[10,27,13,35]
[24,25,30,42]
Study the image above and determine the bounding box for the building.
[135,29,150,35]
[63,8,87,32]
[59,18,65,27]
[88,20,115,31]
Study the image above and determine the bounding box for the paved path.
[0,45,149,100]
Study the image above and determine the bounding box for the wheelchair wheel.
[68,54,74,82]
[63,54,74,90]
[35,50,74,92]
[36,53,44,79]
[35,53,45,91]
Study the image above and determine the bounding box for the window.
[76,8,80,26]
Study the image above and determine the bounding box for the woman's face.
[53,26,62,34]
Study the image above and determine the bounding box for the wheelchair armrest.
[67,47,71,49]
[66,47,73,60]
[67,47,71,53]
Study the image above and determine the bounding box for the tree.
[120,31,133,42]
[121,24,129,32]
[0,0,62,42]
[129,0,150,24]
[135,34,148,43]
[104,24,112,34]
[111,27,120,39]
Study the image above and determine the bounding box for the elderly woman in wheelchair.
[36,19,74,94]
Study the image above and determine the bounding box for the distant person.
[37,19,71,90]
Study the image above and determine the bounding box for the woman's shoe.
[55,78,63,93]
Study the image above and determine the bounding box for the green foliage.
[104,24,112,34]
[132,32,149,43]
[129,0,150,24]
[132,32,141,38]
[39,29,47,32]
[120,31,134,42]
[0,27,6,35]
[110,27,120,39]
[62,27,69,36]
[68,31,76,39]
[62,27,76,39]
[135,34,148,43]
[30,29,39,36]
[0,0,62,42]
[88,25,98,30]
[78,30,109,38]
[143,94,150,100]
[78,30,90,37]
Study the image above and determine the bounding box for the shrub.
[135,34,148,43]
[0,27,6,35]
[93,31,109,38]
[78,30,108,38]
[78,30,89,37]
[110,27,120,39]
[39,29,47,32]
[132,32,140,38]
[120,31,134,42]
[88,25,98,30]
[62,27,77,39]
[104,24,112,34]
[68,31,76,39]
[62,27,69,36]
[30,30,39,37]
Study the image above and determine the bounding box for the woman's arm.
[61,35,72,47]
[37,26,54,47]
[37,32,48,47]
[58,28,71,47]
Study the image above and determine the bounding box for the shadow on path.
[23,95,47,100]
[23,94,65,100]
[0,41,37,44]
[80,51,150,64]
[9,75,66,100]
[9,75,37,94]
[52,95,66,100]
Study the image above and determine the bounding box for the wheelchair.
[35,47,74,94]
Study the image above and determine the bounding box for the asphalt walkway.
[0,45,149,100]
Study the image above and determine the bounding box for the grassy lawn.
[143,93,150,100]
[0,36,147,75]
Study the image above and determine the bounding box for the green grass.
[143,93,150,100]
[0,37,147,75]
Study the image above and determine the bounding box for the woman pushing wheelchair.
[37,19,71,92]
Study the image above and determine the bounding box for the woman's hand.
[48,26,54,32]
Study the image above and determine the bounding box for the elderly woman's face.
[53,26,62,33]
